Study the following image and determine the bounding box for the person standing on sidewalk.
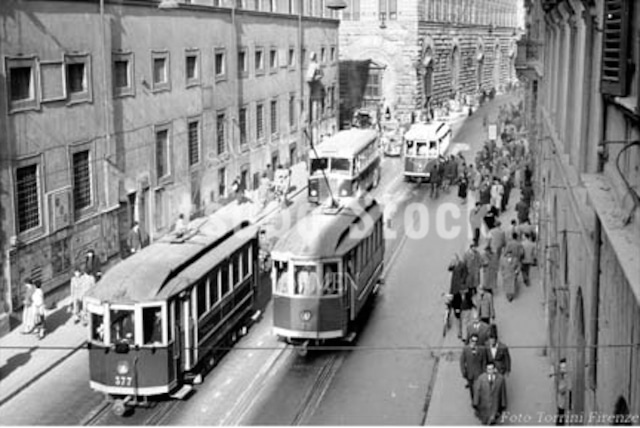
[473,361,507,425]
[500,232,524,302]
[521,232,537,286]
[460,333,487,401]
[84,249,102,281]
[554,358,571,425]
[485,333,511,377]
[473,287,495,325]
[21,279,36,334]
[32,280,46,340]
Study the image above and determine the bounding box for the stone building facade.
[0,0,339,333]
[517,0,640,420]
[338,0,521,124]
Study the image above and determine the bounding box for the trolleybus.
[271,196,384,353]
[402,121,451,182]
[84,210,260,415]
[308,129,381,203]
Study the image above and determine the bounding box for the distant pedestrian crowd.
[445,100,539,425]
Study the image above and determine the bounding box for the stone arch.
[573,287,586,418]
[612,396,631,425]
[493,42,502,89]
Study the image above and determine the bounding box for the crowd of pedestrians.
[446,100,538,425]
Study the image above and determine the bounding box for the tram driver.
[295,265,320,296]
[275,261,289,294]
[323,263,339,295]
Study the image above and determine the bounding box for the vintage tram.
[402,121,452,182]
[271,196,384,352]
[84,211,260,415]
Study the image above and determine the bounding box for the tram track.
[82,397,181,426]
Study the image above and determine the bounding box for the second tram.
[271,196,384,351]
[402,121,452,182]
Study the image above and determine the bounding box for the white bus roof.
[404,121,450,141]
[312,129,378,158]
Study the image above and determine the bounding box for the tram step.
[171,385,193,400]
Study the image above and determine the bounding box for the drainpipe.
[100,0,112,209]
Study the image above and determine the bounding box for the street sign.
[488,123,498,141]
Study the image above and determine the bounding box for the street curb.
[0,340,86,408]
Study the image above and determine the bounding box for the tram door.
[344,254,355,322]
[171,299,182,379]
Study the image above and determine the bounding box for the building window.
[185,49,200,87]
[289,94,296,129]
[152,51,170,92]
[40,61,66,103]
[321,47,326,63]
[450,45,461,91]
[218,167,226,198]
[330,46,336,63]
[270,49,278,73]
[288,47,296,69]
[256,103,265,141]
[65,54,92,104]
[215,49,226,81]
[6,57,39,113]
[113,52,134,97]
[217,111,226,155]
[187,119,200,166]
[255,48,265,75]
[364,67,383,101]
[239,107,248,147]
[72,150,92,213]
[601,0,632,96]
[330,85,335,111]
[238,48,248,77]
[155,127,171,181]
[270,99,278,137]
[16,164,41,233]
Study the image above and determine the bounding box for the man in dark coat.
[84,249,102,281]
[466,311,491,346]
[448,254,470,340]
[460,333,487,400]
[473,362,507,425]
[485,333,511,376]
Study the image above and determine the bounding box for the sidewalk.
[425,189,555,425]
[0,161,309,408]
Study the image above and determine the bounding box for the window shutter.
[601,0,631,96]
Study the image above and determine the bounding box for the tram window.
[220,263,230,297]
[417,142,427,156]
[294,265,320,296]
[208,269,219,306]
[405,140,415,155]
[275,261,289,294]
[91,313,105,342]
[197,280,207,318]
[232,253,240,287]
[310,158,328,176]
[323,263,339,295]
[110,309,135,344]
[241,245,250,278]
[143,307,163,345]
[331,158,352,175]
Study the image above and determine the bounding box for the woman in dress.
[32,280,46,339]
[21,279,35,334]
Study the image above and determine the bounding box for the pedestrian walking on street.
[473,287,495,325]
[489,221,506,258]
[21,279,36,334]
[84,249,102,281]
[127,221,143,255]
[469,203,489,247]
[466,311,491,346]
[69,268,84,323]
[174,213,188,237]
[448,253,470,341]
[257,171,272,211]
[490,178,504,213]
[32,280,46,340]
[515,197,530,224]
[521,232,537,286]
[486,333,511,377]
[458,174,469,203]
[460,333,487,401]
[473,362,507,425]
[464,243,482,294]
[481,245,499,295]
[554,358,571,425]
[500,232,524,302]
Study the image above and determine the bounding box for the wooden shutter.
[601,0,631,96]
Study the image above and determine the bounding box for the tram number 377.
[114,376,133,386]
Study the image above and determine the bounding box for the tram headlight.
[300,310,312,322]
[116,360,130,375]
[340,189,348,196]
[310,189,318,197]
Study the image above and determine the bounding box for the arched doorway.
[613,396,631,425]
[493,43,502,90]
[573,287,586,419]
